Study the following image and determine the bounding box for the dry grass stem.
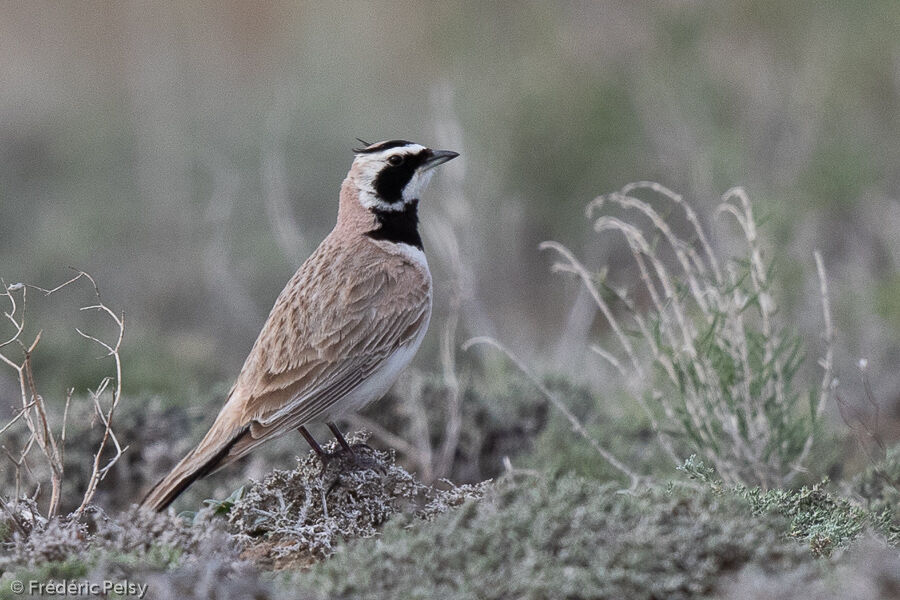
[543,184,835,487]
[463,336,642,490]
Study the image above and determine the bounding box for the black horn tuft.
[354,139,415,154]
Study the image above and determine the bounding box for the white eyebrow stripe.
[359,144,426,161]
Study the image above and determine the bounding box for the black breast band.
[367,201,423,250]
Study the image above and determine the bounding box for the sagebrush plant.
[542,183,834,488]
[680,453,900,556]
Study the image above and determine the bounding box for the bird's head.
[349,139,459,212]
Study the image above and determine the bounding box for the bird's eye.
[388,155,404,166]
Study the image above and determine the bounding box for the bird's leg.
[326,422,382,473]
[298,425,345,476]
[298,426,327,457]
[327,422,354,454]
[328,422,376,455]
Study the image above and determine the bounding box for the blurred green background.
[1,1,898,428]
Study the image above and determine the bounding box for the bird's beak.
[421,149,459,170]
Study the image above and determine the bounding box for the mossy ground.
[2,436,898,599]
[1,363,898,600]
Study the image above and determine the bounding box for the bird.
[140,139,459,511]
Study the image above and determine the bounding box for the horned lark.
[140,140,458,511]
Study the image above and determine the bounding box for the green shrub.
[740,482,868,557]
[293,474,810,600]
[681,454,900,556]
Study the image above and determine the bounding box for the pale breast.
[314,238,433,420]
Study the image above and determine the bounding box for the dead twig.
[0,270,126,519]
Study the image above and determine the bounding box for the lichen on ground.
[223,432,490,569]
[0,503,237,572]
[0,431,490,581]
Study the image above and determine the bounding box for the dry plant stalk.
[463,336,642,490]
[835,362,899,490]
[541,182,834,488]
[0,270,126,519]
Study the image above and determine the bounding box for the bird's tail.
[139,421,249,512]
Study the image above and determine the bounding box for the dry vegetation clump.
[0,272,126,520]
[0,507,261,600]
[0,394,196,517]
[224,432,490,569]
[535,183,835,488]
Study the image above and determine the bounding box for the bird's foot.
[318,444,382,474]
[346,443,384,472]
[318,444,386,493]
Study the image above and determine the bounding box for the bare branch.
[0,400,36,436]
[74,291,126,516]
[0,270,127,519]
